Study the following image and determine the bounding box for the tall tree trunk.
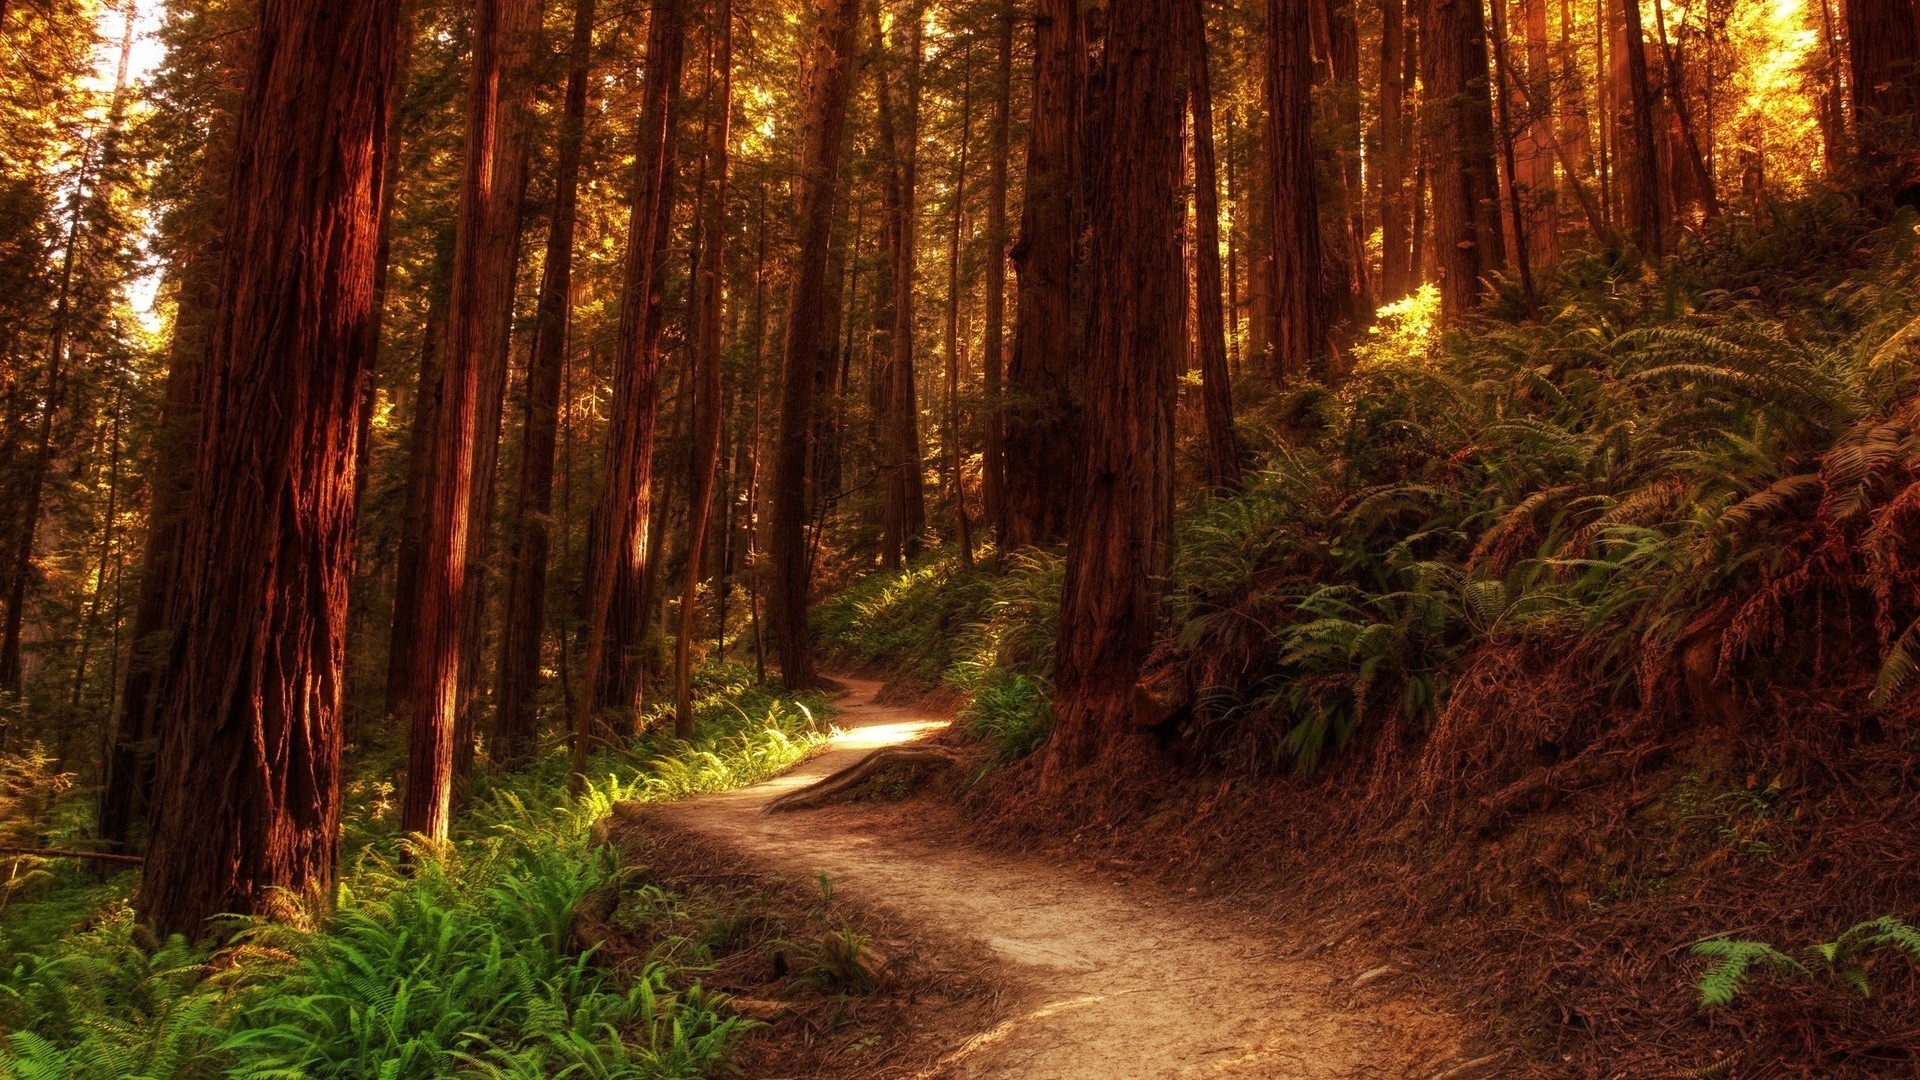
[1377,0,1415,300]
[675,0,729,740]
[382,265,449,723]
[1650,0,1716,217]
[135,0,401,937]
[570,0,687,782]
[981,2,1011,549]
[943,46,974,566]
[1321,0,1370,330]
[1265,0,1326,378]
[405,0,543,839]
[768,0,859,691]
[1846,0,1920,155]
[496,0,596,769]
[1002,0,1083,550]
[1488,0,1537,307]
[1515,0,1559,265]
[1423,0,1506,318]
[1042,0,1184,792]
[875,0,927,569]
[1186,0,1240,486]
[1616,0,1662,254]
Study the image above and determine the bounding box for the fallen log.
[765,746,961,813]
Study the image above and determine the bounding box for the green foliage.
[1692,916,1920,1008]
[0,671,830,1079]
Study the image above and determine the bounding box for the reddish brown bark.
[1847,0,1920,149]
[943,47,974,566]
[382,269,448,724]
[1616,0,1662,255]
[981,2,1012,546]
[570,0,687,780]
[404,0,543,839]
[1321,0,1371,330]
[874,0,927,570]
[1042,0,1185,791]
[768,0,859,691]
[1515,0,1560,265]
[495,0,597,768]
[1377,0,1416,300]
[1423,0,1506,318]
[134,0,401,937]
[1185,0,1239,486]
[1002,0,1083,549]
[675,0,730,740]
[1265,0,1326,378]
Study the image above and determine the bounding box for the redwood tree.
[1423,0,1506,318]
[135,0,401,937]
[768,0,859,691]
[404,0,543,840]
[875,0,928,570]
[1187,0,1240,487]
[980,2,1011,544]
[1042,0,1185,791]
[571,0,687,777]
[495,0,596,768]
[675,0,730,739]
[1264,0,1326,377]
[1846,0,1920,152]
[1002,0,1082,549]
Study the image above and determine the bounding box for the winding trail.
[625,678,1470,1079]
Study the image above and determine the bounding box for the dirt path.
[627,678,1475,1079]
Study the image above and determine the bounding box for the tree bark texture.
[768,0,859,691]
[1002,0,1082,549]
[571,0,687,780]
[1422,0,1506,318]
[1264,0,1326,379]
[135,0,401,937]
[404,0,543,839]
[981,2,1012,546]
[1042,0,1185,791]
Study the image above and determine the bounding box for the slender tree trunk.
[382,266,449,723]
[981,2,1011,549]
[675,0,730,739]
[1042,0,1184,792]
[1617,0,1662,254]
[875,0,927,569]
[1265,0,1326,378]
[1423,0,1506,318]
[570,0,688,782]
[1002,0,1083,549]
[1378,0,1414,300]
[135,0,401,937]
[496,0,596,769]
[1651,0,1716,217]
[768,0,859,691]
[1516,0,1559,265]
[1488,0,1537,307]
[944,46,974,566]
[1321,0,1370,328]
[405,0,543,838]
[1186,0,1239,486]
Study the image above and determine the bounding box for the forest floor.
[611,678,1489,1079]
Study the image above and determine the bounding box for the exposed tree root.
[764,746,960,813]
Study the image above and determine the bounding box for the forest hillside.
[5,0,1920,1071]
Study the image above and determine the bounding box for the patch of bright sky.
[87,0,170,333]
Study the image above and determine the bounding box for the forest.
[5,0,1920,1068]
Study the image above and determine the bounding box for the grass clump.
[0,666,831,1079]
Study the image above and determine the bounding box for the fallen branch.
[765,747,960,813]
[0,845,144,865]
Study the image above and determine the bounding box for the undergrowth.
[0,666,831,1078]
